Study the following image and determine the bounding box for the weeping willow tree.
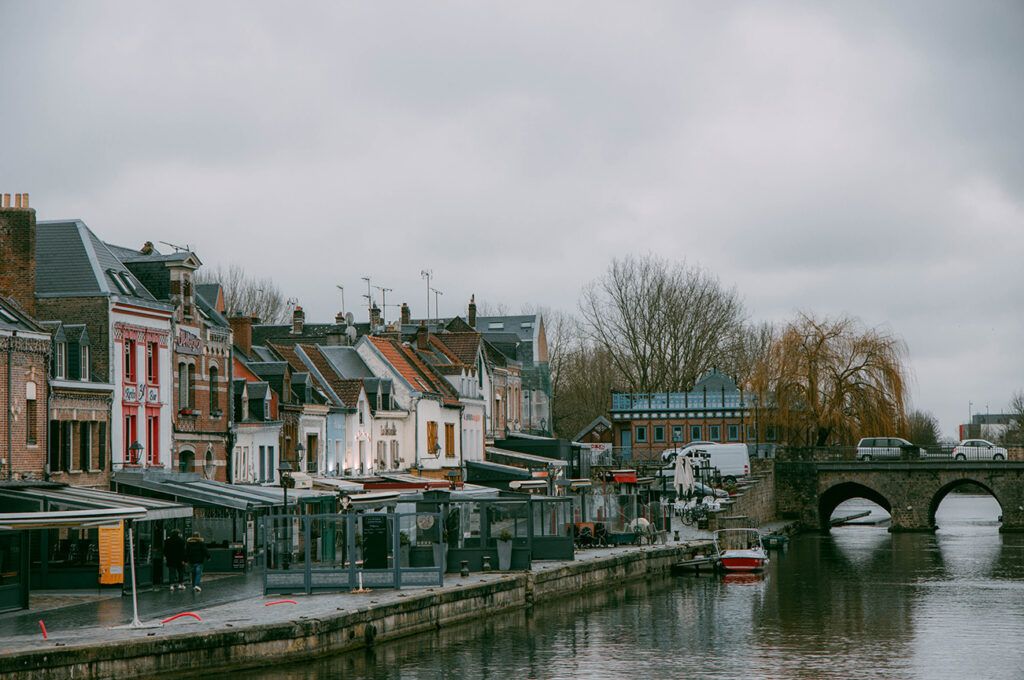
[751,313,910,446]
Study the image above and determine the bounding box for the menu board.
[362,515,388,569]
[98,523,124,585]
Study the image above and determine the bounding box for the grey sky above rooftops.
[1,1,1022,438]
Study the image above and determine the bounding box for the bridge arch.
[928,478,1003,528]
[818,481,892,531]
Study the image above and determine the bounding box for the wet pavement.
[0,518,780,655]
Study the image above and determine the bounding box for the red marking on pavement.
[161,612,202,624]
[39,620,47,639]
[264,600,297,606]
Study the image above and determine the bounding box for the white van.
[664,443,751,485]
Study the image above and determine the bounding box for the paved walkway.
[0,517,793,655]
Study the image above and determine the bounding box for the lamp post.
[278,460,293,569]
[295,441,306,475]
[128,440,143,467]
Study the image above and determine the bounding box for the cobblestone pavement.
[0,518,789,656]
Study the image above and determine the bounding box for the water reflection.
[233,495,1024,680]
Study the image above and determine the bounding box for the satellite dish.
[345,312,354,324]
[346,326,357,341]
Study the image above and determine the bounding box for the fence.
[263,512,444,595]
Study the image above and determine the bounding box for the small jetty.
[671,555,719,574]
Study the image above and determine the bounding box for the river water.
[236,494,1024,680]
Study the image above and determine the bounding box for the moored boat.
[713,528,769,572]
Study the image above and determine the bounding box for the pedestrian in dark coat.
[185,532,210,591]
[164,529,186,590]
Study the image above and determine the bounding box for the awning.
[0,506,148,530]
[0,486,191,521]
[112,473,334,511]
[485,447,568,469]
[610,471,638,484]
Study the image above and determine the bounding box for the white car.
[951,439,1007,461]
[660,442,716,462]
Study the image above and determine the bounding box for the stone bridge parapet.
[775,460,1024,532]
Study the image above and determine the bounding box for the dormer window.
[488,322,503,330]
[0,307,16,323]
[55,342,66,379]
[121,272,138,294]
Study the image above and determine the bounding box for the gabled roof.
[296,344,367,409]
[573,416,612,442]
[365,336,460,407]
[0,296,47,335]
[316,346,375,379]
[36,220,159,304]
[693,368,739,393]
[433,332,482,367]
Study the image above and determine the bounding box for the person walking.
[185,531,210,592]
[164,529,187,591]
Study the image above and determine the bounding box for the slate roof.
[0,296,47,335]
[433,332,481,367]
[36,220,159,303]
[316,346,375,379]
[475,315,538,343]
[693,368,739,393]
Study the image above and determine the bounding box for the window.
[55,343,66,379]
[147,342,158,384]
[376,441,387,468]
[25,382,37,445]
[654,426,665,442]
[709,425,720,441]
[266,446,275,481]
[124,410,138,464]
[209,366,219,413]
[124,338,137,382]
[672,426,684,442]
[635,426,647,443]
[747,425,757,441]
[391,441,400,469]
[48,421,60,470]
[146,412,159,465]
[258,446,266,482]
[445,423,456,457]
[690,425,701,441]
[427,421,439,456]
[97,422,106,470]
[78,422,90,470]
[80,345,90,381]
[728,424,739,441]
[766,426,777,442]
[188,365,195,410]
[60,421,72,471]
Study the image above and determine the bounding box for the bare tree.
[753,312,910,446]
[579,255,747,394]
[195,263,294,324]
[551,340,620,439]
[1000,391,1024,445]
[906,409,941,448]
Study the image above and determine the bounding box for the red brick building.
[0,296,51,479]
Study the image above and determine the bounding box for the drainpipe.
[7,332,13,480]
[44,331,52,482]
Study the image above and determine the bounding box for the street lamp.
[277,460,293,569]
[128,440,143,466]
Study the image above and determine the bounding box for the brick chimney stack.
[292,306,304,334]
[416,321,429,350]
[0,193,36,317]
[229,315,258,355]
[468,294,477,329]
[400,302,410,325]
[370,303,381,328]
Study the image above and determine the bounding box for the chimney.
[292,306,305,334]
[141,241,155,255]
[0,192,36,316]
[335,311,346,324]
[468,294,477,329]
[229,315,258,355]
[400,302,410,325]
[416,321,429,350]
[370,303,381,328]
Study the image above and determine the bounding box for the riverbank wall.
[0,543,709,680]
[708,466,775,531]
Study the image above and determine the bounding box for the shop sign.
[175,327,202,355]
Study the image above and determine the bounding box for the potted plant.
[496,529,514,571]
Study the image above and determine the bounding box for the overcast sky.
[2,1,1022,438]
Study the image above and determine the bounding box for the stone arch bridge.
[775,461,1024,532]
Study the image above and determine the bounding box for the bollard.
[460,560,469,577]
[481,555,492,571]
[674,530,680,541]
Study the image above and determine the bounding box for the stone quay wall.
[0,545,704,680]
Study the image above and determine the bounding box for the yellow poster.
[98,522,124,585]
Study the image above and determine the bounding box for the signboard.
[123,384,143,402]
[146,386,160,403]
[175,327,202,355]
[98,523,124,585]
[362,515,389,569]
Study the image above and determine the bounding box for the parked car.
[951,439,1007,461]
[856,437,924,460]
[660,442,716,462]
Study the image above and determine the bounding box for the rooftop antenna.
[430,287,443,324]
[373,285,393,325]
[159,240,190,253]
[361,276,372,323]
[420,269,432,321]
[336,285,345,315]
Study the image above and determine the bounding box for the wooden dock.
[671,555,719,575]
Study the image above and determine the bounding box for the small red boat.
[713,528,769,572]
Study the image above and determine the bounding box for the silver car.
[951,439,1007,461]
[856,436,922,460]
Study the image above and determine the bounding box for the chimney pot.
[292,306,305,334]
[400,302,411,325]
[416,322,429,350]
[468,294,477,329]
